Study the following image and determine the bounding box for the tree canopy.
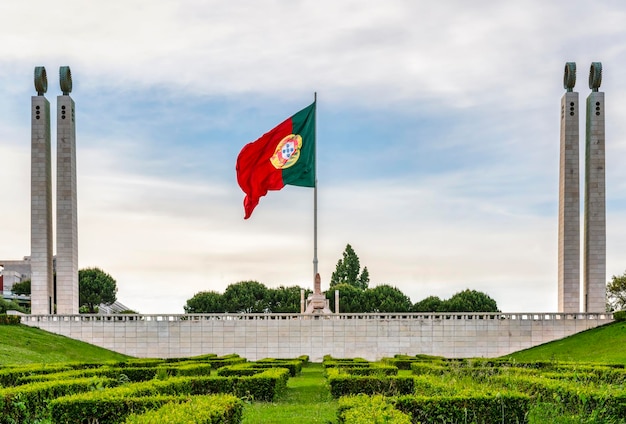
[11,279,31,296]
[222,281,269,313]
[79,267,117,314]
[411,290,499,313]
[183,282,310,314]
[607,270,626,311]
[443,289,499,312]
[326,283,367,313]
[365,285,412,313]
[184,291,224,313]
[183,277,500,314]
[330,244,370,290]
[412,295,444,312]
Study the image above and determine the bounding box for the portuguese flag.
[236,102,316,219]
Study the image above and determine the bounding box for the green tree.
[268,285,310,313]
[184,291,224,313]
[365,285,412,312]
[222,281,269,313]
[11,279,31,296]
[443,289,499,312]
[330,244,370,290]
[607,271,626,311]
[0,298,28,314]
[79,267,117,314]
[326,283,368,313]
[412,295,444,312]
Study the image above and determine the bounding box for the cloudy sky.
[1,1,626,314]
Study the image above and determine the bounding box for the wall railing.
[20,312,614,323]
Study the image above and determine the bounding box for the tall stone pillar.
[31,67,54,314]
[558,63,580,313]
[583,62,606,313]
[56,67,79,314]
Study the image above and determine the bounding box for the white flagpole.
[313,92,318,282]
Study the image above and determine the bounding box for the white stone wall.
[22,313,613,361]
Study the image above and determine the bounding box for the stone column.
[31,67,54,314]
[583,64,606,313]
[56,67,79,314]
[558,88,580,313]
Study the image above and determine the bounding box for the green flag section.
[236,102,315,219]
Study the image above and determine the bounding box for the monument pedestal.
[303,273,333,314]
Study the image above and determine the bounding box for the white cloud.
[1,0,626,314]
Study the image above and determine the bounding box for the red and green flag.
[236,102,316,219]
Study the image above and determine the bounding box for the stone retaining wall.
[21,312,613,361]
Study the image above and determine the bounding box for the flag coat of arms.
[236,102,316,219]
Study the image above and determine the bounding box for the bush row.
[323,356,397,375]
[381,354,444,370]
[326,368,414,398]
[0,363,74,387]
[0,315,20,325]
[409,359,626,385]
[123,394,243,424]
[15,362,216,385]
[216,356,309,378]
[218,359,304,378]
[50,394,180,424]
[337,395,412,424]
[393,392,530,424]
[407,357,626,422]
[491,373,626,420]
[323,356,369,369]
[49,370,287,423]
[0,377,115,424]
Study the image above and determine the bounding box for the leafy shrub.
[207,354,247,369]
[0,377,115,423]
[393,392,530,424]
[338,395,412,424]
[255,358,304,376]
[50,393,179,424]
[218,359,301,377]
[0,315,21,325]
[613,310,626,322]
[123,394,243,424]
[0,364,73,387]
[326,368,414,398]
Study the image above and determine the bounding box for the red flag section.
[236,103,316,219]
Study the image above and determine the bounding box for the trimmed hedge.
[382,354,444,370]
[491,373,626,420]
[0,315,20,325]
[50,394,180,424]
[613,310,626,322]
[337,395,412,424]
[123,395,243,424]
[206,355,247,369]
[18,366,159,385]
[218,362,299,377]
[336,364,398,376]
[0,364,73,387]
[326,368,414,398]
[393,392,530,424]
[254,358,304,376]
[0,377,115,423]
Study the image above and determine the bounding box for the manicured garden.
[1,322,626,423]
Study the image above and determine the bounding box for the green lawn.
[504,321,626,364]
[0,324,129,365]
[241,362,337,424]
